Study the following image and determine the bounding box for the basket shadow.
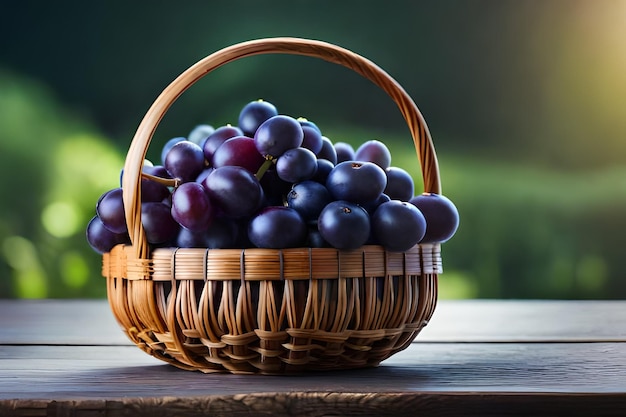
[59,361,443,397]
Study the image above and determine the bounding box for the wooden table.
[1,299,625,416]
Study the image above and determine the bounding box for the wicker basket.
[103,37,444,374]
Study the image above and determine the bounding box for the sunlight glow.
[41,201,81,238]
[60,251,90,289]
[2,236,47,298]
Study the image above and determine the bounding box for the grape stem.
[140,172,180,188]
[255,156,276,180]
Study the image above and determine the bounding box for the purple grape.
[317,200,370,250]
[301,125,323,155]
[119,165,171,203]
[88,99,443,256]
[211,136,265,174]
[160,137,185,166]
[171,182,214,232]
[203,166,264,218]
[96,188,126,234]
[176,218,239,248]
[384,166,415,202]
[164,140,205,183]
[248,206,307,249]
[141,165,171,202]
[334,142,355,164]
[372,200,426,252]
[176,227,207,248]
[86,216,129,254]
[298,118,321,134]
[143,164,170,179]
[187,124,215,146]
[355,140,391,169]
[360,193,391,216]
[141,201,180,245]
[326,161,387,204]
[195,167,213,184]
[203,125,243,163]
[275,147,318,183]
[254,115,304,158]
[205,218,241,248]
[316,136,337,164]
[238,100,278,136]
[409,193,459,243]
[312,158,335,184]
[287,180,332,221]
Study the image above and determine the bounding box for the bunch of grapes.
[87,99,459,255]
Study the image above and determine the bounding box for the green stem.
[255,157,275,181]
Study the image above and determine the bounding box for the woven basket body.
[103,37,443,374]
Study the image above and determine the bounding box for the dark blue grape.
[287,180,332,221]
[312,158,335,184]
[248,206,307,249]
[360,193,391,216]
[238,100,278,136]
[384,166,415,202]
[334,142,355,164]
[301,125,323,155]
[409,193,459,243]
[275,147,318,183]
[254,115,304,158]
[317,200,370,250]
[326,161,387,204]
[298,118,321,134]
[316,136,337,164]
[372,200,426,252]
[355,139,391,169]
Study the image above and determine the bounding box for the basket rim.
[103,242,443,282]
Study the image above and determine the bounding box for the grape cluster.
[87,99,459,254]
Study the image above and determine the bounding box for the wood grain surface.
[1,299,625,416]
[2,299,624,345]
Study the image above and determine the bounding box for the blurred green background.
[1,0,625,299]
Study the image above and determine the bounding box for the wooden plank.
[1,342,625,400]
[1,299,625,416]
[419,299,626,342]
[0,299,129,346]
[3,392,626,417]
[1,299,625,345]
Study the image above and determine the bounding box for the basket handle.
[123,37,441,259]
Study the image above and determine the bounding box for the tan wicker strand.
[105,37,445,373]
[147,245,425,282]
